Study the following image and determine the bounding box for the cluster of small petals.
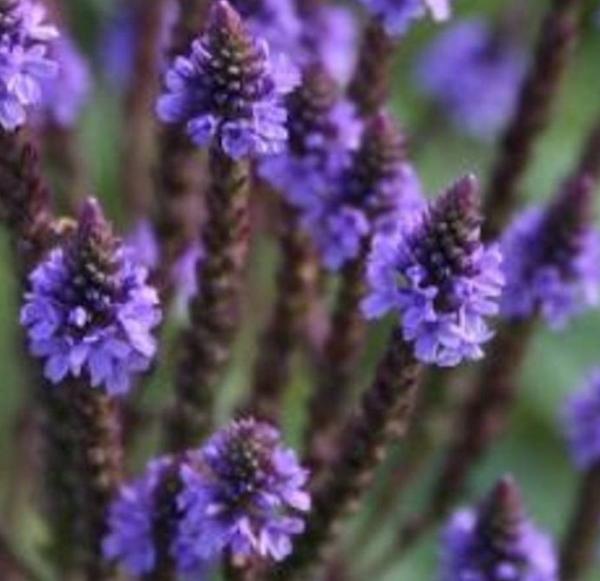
[175,418,310,563]
[563,369,600,470]
[441,507,558,580]
[157,1,300,160]
[297,5,358,86]
[37,36,91,128]
[0,0,59,130]
[21,201,162,394]
[259,100,362,211]
[363,177,504,366]
[500,208,600,329]
[358,0,451,38]
[103,457,173,575]
[304,162,425,270]
[416,20,527,139]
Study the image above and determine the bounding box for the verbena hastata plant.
[0,0,599,580]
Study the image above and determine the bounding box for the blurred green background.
[1,0,600,579]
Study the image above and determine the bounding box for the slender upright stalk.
[121,0,169,218]
[272,331,423,579]
[167,149,251,450]
[249,202,317,422]
[305,246,368,465]
[66,379,123,580]
[560,465,600,581]
[484,0,583,240]
[348,20,395,117]
[0,528,41,581]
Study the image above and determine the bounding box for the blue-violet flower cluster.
[441,477,558,580]
[104,418,310,575]
[358,0,452,38]
[0,0,58,130]
[21,199,161,395]
[416,19,527,139]
[157,0,300,160]
[563,368,600,470]
[259,63,362,213]
[363,175,504,367]
[301,111,424,270]
[38,36,91,128]
[500,177,600,329]
[176,418,310,563]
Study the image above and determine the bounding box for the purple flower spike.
[175,418,310,563]
[363,175,504,367]
[441,476,558,580]
[38,36,91,128]
[157,0,300,160]
[259,64,362,211]
[21,199,162,395]
[0,0,59,131]
[563,369,600,470]
[416,19,527,139]
[358,0,451,38]
[500,176,600,329]
[303,111,425,270]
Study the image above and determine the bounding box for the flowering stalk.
[274,175,502,578]
[559,466,600,581]
[168,149,250,449]
[304,113,419,469]
[382,173,600,567]
[121,0,170,218]
[483,0,583,240]
[159,0,299,449]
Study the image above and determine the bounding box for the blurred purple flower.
[363,175,504,367]
[157,0,299,160]
[500,178,600,329]
[441,477,558,580]
[563,369,600,470]
[303,111,425,271]
[416,19,527,139]
[104,455,210,576]
[0,0,58,130]
[358,0,451,38]
[175,418,310,563]
[259,64,362,211]
[37,36,91,128]
[21,199,161,395]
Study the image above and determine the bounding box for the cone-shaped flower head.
[563,368,600,470]
[38,35,91,128]
[441,477,558,580]
[0,0,59,130]
[304,110,425,270]
[259,63,361,209]
[175,418,310,563]
[21,199,162,394]
[157,0,300,159]
[416,19,527,139]
[501,176,600,329]
[363,175,504,366]
[358,0,452,38]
